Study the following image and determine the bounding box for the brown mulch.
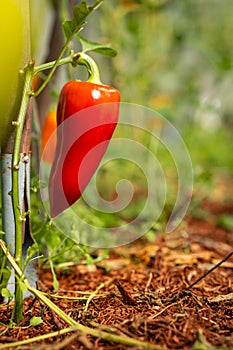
[0,199,233,349]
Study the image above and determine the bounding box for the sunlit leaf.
[25,243,39,264]
[18,281,27,294]
[77,35,117,57]
[63,0,103,40]
[63,20,77,40]
[1,287,13,300]
[29,316,43,327]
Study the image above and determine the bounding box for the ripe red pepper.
[49,54,120,217]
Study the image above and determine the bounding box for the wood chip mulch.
[0,199,233,349]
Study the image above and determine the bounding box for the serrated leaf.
[63,1,103,40]
[62,20,77,40]
[29,316,43,327]
[77,35,117,57]
[73,2,89,26]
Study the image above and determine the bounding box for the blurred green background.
[95,0,233,208]
[77,0,233,209]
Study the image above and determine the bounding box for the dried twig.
[186,251,233,291]
[163,251,233,305]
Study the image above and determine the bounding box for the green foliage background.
[88,0,233,206]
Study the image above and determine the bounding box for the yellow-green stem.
[33,51,102,96]
[12,61,34,322]
[33,54,74,76]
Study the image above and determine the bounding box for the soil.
[0,193,233,349]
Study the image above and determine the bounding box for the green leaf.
[18,281,27,294]
[49,259,59,290]
[73,2,90,27]
[217,214,233,231]
[52,273,59,290]
[62,20,77,40]
[0,268,11,291]
[62,1,103,41]
[1,287,13,301]
[77,35,117,57]
[29,316,43,327]
[24,243,39,267]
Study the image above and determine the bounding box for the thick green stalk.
[11,61,34,322]
[0,0,31,323]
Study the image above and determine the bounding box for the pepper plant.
[0,0,119,323]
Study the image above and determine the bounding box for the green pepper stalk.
[0,0,31,323]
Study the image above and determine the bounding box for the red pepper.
[49,54,120,217]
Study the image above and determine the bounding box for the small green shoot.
[29,316,43,327]
[1,287,14,303]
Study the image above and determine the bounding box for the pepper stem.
[77,53,101,84]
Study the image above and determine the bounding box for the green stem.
[33,54,75,77]
[32,44,67,97]
[12,60,34,322]
[33,28,80,97]
[76,52,101,84]
[33,51,102,94]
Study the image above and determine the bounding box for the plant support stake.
[0,151,36,297]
